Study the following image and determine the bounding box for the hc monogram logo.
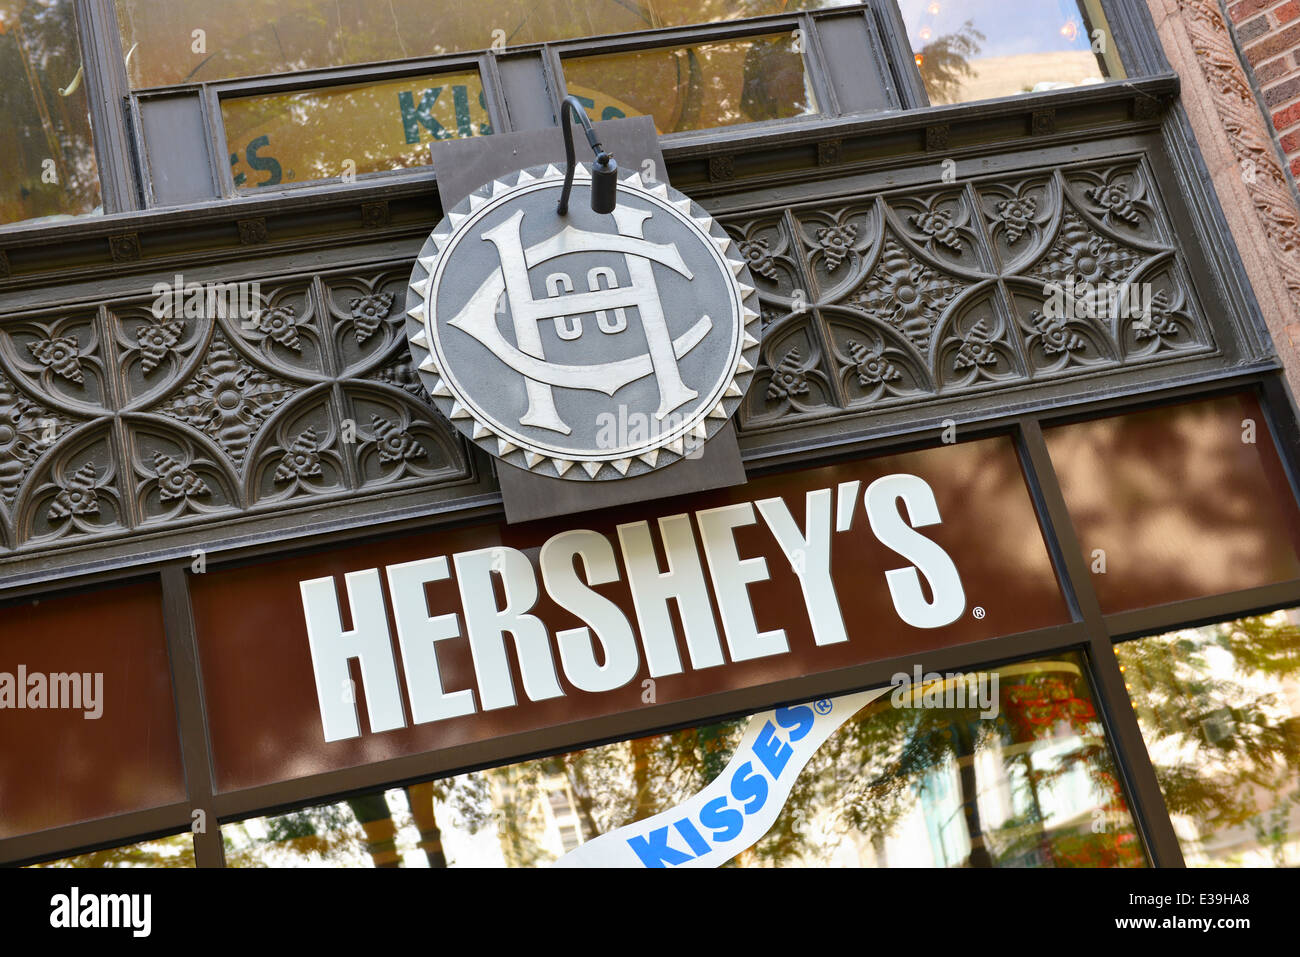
[447,206,712,435]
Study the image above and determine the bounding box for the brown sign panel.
[190,435,1068,793]
[0,581,186,839]
[1046,392,1300,614]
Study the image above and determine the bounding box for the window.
[28,833,195,868]
[220,651,1143,867]
[0,0,101,226]
[113,0,855,88]
[897,0,1124,106]
[222,70,493,189]
[562,31,818,134]
[1117,608,1300,867]
[0,0,1144,221]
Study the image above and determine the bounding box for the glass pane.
[222,71,490,189]
[116,0,855,89]
[28,833,196,867]
[226,652,1143,867]
[1045,393,1300,615]
[0,0,101,225]
[1116,608,1300,867]
[563,32,817,134]
[897,0,1124,106]
[223,781,493,867]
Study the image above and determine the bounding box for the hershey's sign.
[300,474,964,742]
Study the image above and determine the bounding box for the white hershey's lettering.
[299,474,966,741]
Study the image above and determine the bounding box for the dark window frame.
[26,0,1154,224]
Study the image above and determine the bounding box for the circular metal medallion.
[405,163,760,480]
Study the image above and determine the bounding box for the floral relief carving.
[343,384,462,489]
[136,319,184,374]
[814,224,858,272]
[766,348,811,401]
[371,414,427,464]
[909,209,962,252]
[1028,209,1144,287]
[737,238,779,280]
[0,373,72,503]
[256,304,301,351]
[1068,165,1160,239]
[20,430,122,543]
[1028,309,1088,356]
[1085,182,1142,226]
[274,428,324,483]
[1173,0,1300,323]
[723,214,806,309]
[0,148,1230,561]
[977,179,1056,273]
[28,336,84,384]
[995,195,1039,245]
[152,451,210,502]
[891,192,980,268]
[349,293,394,344]
[157,335,296,466]
[952,318,1000,370]
[1133,290,1180,341]
[47,462,99,520]
[846,238,965,350]
[845,339,901,386]
[742,319,833,425]
[370,358,430,402]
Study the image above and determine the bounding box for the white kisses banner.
[554,688,888,868]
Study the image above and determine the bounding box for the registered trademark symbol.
[813,699,832,715]
[972,606,986,619]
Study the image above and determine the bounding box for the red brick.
[1238,14,1272,43]
[1292,156,1300,177]
[1275,102,1300,130]
[1281,129,1300,152]
[1279,0,1300,23]
[1246,21,1300,64]
[1255,57,1293,82]
[1231,0,1271,21]
[1264,74,1300,106]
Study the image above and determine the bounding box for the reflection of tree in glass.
[915,21,985,106]
[222,772,490,866]
[751,659,1140,867]
[487,663,1135,868]
[489,718,746,865]
[1116,612,1300,864]
[0,0,101,223]
[741,35,813,122]
[122,0,839,87]
[34,833,195,868]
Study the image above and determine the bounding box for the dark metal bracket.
[557,94,619,214]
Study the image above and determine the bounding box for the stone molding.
[1149,0,1300,392]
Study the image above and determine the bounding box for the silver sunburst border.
[404,162,761,481]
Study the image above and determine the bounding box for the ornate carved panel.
[0,267,471,560]
[0,143,1263,575]
[721,155,1217,431]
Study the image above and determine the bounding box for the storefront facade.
[2,0,1300,868]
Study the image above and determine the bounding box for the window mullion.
[74,0,142,212]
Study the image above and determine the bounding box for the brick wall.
[1227,0,1300,181]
